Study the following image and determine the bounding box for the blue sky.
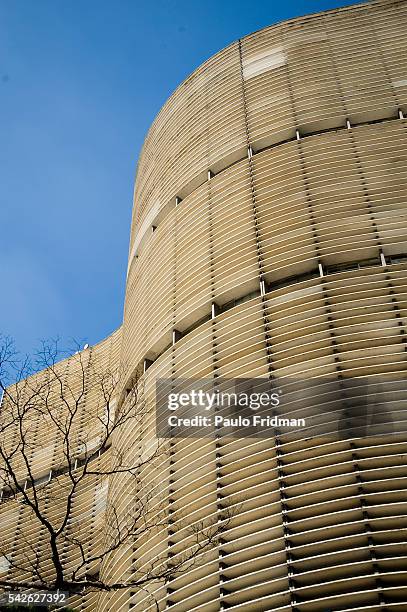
[1,0,349,357]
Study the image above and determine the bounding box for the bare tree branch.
[0,337,227,604]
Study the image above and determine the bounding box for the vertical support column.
[238,36,298,609]
[347,127,383,259]
[238,38,275,377]
[165,211,178,609]
[383,270,407,353]
[275,435,300,612]
[350,441,388,608]
[206,159,228,606]
[237,39,266,294]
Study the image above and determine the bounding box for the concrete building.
[1,0,407,610]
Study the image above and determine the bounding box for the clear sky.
[1,0,351,357]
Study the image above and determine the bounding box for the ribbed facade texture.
[0,330,122,610]
[2,0,407,610]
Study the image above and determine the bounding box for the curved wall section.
[109,264,407,612]
[108,1,407,611]
[0,329,122,612]
[123,119,407,376]
[127,0,407,264]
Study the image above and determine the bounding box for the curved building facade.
[107,0,407,610]
[1,1,407,611]
[0,330,122,611]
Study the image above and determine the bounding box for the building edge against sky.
[2,0,407,610]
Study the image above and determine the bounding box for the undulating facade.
[1,0,407,610]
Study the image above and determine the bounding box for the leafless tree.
[0,335,229,607]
